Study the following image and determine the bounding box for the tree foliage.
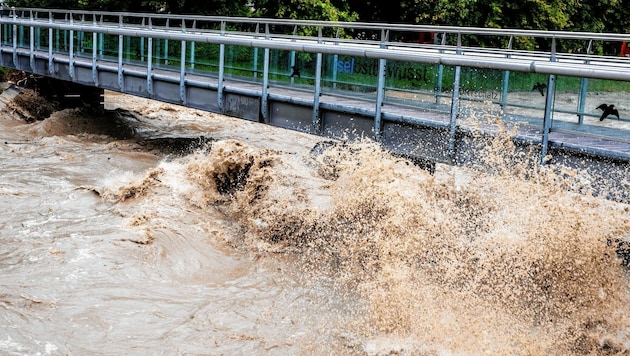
[162,0,252,16]
[5,0,157,11]
[5,0,630,49]
[343,0,629,53]
[4,0,252,15]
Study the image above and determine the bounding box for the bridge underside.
[20,76,104,110]
[2,49,629,202]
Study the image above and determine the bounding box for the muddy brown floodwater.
[1,89,629,355]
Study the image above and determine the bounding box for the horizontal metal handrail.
[2,15,629,82]
[6,7,630,43]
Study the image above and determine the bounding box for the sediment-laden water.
[1,89,629,355]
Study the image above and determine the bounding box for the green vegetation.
[5,0,630,45]
[5,0,629,55]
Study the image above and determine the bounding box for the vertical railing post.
[289,25,297,84]
[501,36,513,111]
[147,17,153,97]
[433,32,446,105]
[261,23,270,123]
[98,15,104,58]
[12,8,17,68]
[252,23,259,78]
[48,11,53,75]
[118,14,124,91]
[448,32,462,161]
[29,10,34,71]
[289,50,296,83]
[18,11,23,48]
[374,28,388,141]
[217,21,226,111]
[332,54,338,89]
[69,12,74,80]
[252,47,258,77]
[332,28,340,89]
[435,33,446,105]
[312,27,323,134]
[577,40,593,124]
[190,20,196,70]
[540,37,557,164]
[140,18,145,62]
[55,14,60,52]
[179,20,187,104]
[79,14,84,53]
[92,14,98,85]
[0,10,4,67]
[34,13,40,51]
[164,18,169,65]
[63,14,67,52]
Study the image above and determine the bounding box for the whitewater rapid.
[1,89,629,355]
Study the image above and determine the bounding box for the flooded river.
[1,89,629,355]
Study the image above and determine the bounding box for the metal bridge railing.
[1,7,630,162]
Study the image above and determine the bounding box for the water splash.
[4,88,629,354]
[176,112,630,354]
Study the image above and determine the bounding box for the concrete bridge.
[1,8,630,191]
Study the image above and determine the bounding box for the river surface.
[1,89,629,355]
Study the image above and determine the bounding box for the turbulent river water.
[1,88,629,355]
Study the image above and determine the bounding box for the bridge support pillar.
[37,78,104,112]
[78,86,105,112]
